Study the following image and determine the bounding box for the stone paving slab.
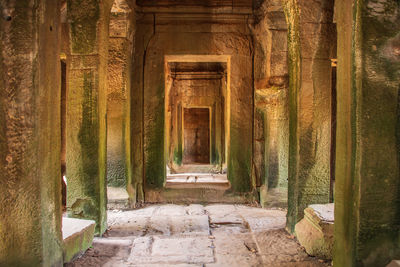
[129,236,214,264]
[153,204,188,216]
[205,204,243,224]
[236,206,286,232]
[245,214,286,232]
[170,215,210,235]
[108,215,149,236]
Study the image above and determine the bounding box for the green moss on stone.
[228,129,252,192]
[145,85,165,189]
[173,147,182,166]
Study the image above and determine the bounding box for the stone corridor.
[66,204,330,266]
[1,0,399,266]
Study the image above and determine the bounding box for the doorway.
[183,107,210,164]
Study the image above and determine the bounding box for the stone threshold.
[166,173,229,190]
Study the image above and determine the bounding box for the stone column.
[0,0,63,266]
[253,0,289,208]
[335,0,400,266]
[66,0,113,235]
[284,0,336,232]
[106,4,133,191]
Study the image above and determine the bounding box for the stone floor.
[66,204,331,267]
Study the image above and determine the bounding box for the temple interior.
[0,0,400,266]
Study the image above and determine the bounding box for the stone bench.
[295,203,334,259]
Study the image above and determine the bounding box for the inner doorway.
[164,56,230,189]
[183,108,210,164]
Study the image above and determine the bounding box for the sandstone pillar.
[335,0,400,266]
[106,3,133,192]
[0,0,63,266]
[284,0,336,232]
[66,0,113,235]
[253,0,289,207]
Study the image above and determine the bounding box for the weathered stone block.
[62,217,96,263]
[107,187,130,210]
[295,203,334,259]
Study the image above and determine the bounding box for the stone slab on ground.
[107,214,149,236]
[236,205,286,232]
[169,215,210,235]
[295,203,334,259]
[147,215,209,236]
[129,236,214,264]
[62,217,96,263]
[205,204,243,224]
[153,204,188,216]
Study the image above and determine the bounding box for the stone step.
[62,217,96,263]
[171,164,223,174]
[145,188,257,204]
[166,173,229,190]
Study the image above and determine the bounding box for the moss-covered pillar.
[0,1,63,266]
[106,4,133,190]
[284,0,336,232]
[334,1,400,266]
[66,0,113,235]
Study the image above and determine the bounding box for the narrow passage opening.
[61,59,67,211]
[330,60,337,203]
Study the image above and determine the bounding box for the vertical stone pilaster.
[66,0,113,235]
[335,0,400,266]
[0,0,63,266]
